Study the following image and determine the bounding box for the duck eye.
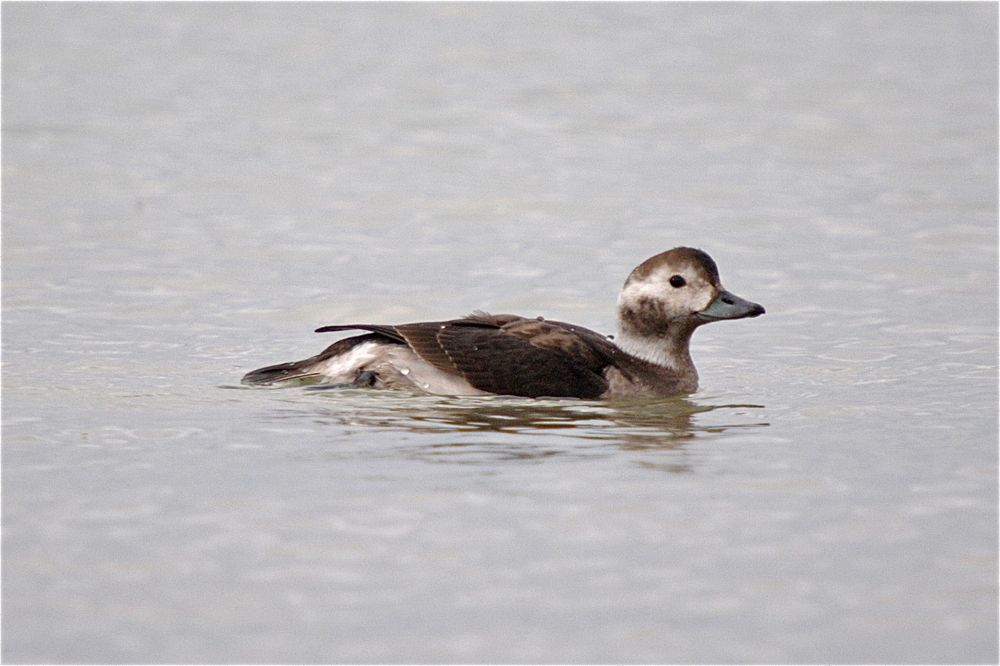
[669,275,687,288]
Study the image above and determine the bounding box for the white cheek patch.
[619,268,715,319]
[685,277,716,312]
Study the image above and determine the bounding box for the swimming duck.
[242,247,764,398]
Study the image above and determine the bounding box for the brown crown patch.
[625,247,721,286]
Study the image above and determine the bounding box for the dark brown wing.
[395,315,619,398]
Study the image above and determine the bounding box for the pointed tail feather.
[241,360,320,386]
[315,323,404,342]
[242,331,396,386]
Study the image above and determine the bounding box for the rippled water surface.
[3,3,997,663]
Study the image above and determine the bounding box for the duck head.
[615,247,764,369]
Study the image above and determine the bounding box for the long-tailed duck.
[242,247,764,398]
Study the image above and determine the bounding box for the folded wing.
[318,313,619,398]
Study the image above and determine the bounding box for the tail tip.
[241,362,313,386]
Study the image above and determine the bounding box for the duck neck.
[614,319,697,375]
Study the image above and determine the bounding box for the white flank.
[313,341,381,382]
[311,341,486,395]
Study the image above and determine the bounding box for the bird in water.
[242,247,764,399]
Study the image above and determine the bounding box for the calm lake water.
[3,3,997,663]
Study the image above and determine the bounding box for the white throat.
[613,328,693,371]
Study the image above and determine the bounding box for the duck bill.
[696,289,766,321]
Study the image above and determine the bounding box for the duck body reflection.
[265,390,769,472]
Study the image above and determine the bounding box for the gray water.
[2,3,997,663]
